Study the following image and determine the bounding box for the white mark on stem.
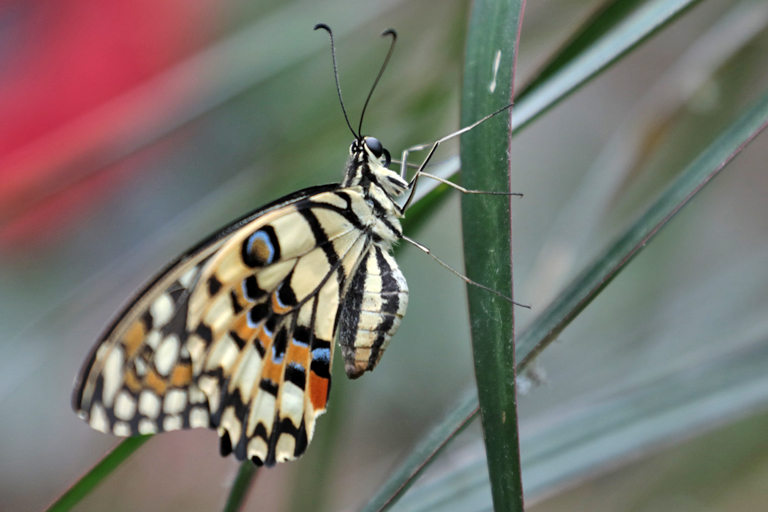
[489,50,502,93]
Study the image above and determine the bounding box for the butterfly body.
[73,136,410,466]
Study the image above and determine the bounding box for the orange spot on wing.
[286,342,309,368]
[261,358,284,384]
[122,321,146,358]
[170,364,193,387]
[144,370,167,395]
[270,292,292,314]
[308,373,329,411]
[233,314,258,342]
[123,369,142,393]
[257,328,273,348]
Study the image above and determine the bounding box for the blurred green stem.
[222,463,259,512]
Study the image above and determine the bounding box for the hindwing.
[187,189,373,465]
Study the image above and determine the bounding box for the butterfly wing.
[73,184,374,466]
[188,188,375,465]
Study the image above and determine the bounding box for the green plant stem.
[222,462,259,512]
[460,0,526,511]
[45,436,152,512]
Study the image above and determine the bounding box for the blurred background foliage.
[1,0,767,511]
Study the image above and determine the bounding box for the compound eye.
[365,137,383,158]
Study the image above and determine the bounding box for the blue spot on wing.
[271,346,285,363]
[288,362,305,372]
[311,348,331,363]
[246,230,275,264]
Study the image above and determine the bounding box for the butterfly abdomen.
[338,245,408,379]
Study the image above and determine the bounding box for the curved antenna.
[358,29,397,136]
[314,23,358,139]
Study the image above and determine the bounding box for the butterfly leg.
[399,141,441,213]
[417,172,523,197]
[399,102,515,180]
[401,235,530,308]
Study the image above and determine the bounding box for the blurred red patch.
[0,0,219,245]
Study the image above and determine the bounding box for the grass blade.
[222,463,259,512]
[360,390,480,512]
[512,0,703,133]
[404,0,706,229]
[392,334,768,511]
[516,0,649,100]
[460,0,526,511]
[516,88,768,369]
[362,85,768,512]
[45,436,152,512]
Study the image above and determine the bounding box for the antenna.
[358,29,397,136]
[314,24,358,139]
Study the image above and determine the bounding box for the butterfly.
[73,24,518,467]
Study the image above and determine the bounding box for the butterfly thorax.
[342,136,407,247]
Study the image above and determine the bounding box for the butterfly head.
[350,136,390,168]
[345,136,408,200]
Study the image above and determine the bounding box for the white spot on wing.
[163,415,183,431]
[138,390,161,419]
[232,346,262,399]
[280,381,304,427]
[198,375,220,412]
[154,334,180,376]
[190,407,210,429]
[90,402,109,433]
[189,385,206,405]
[186,334,207,374]
[150,293,174,327]
[221,406,242,446]
[138,418,158,434]
[275,434,296,462]
[135,358,148,377]
[114,390,137,421]
[101,348,125,407]
[179,266,198,288]
[248,437,268,461]
[113,421,132,436]
[163,389,188,415]
[246,389,276,437]
[145,330,162,350]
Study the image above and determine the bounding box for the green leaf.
[460,0,525,510]
[45,436,152,512]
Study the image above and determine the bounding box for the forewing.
[72,184,341,437]
[73,242,224,436]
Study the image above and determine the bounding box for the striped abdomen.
[338,244,409,379]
